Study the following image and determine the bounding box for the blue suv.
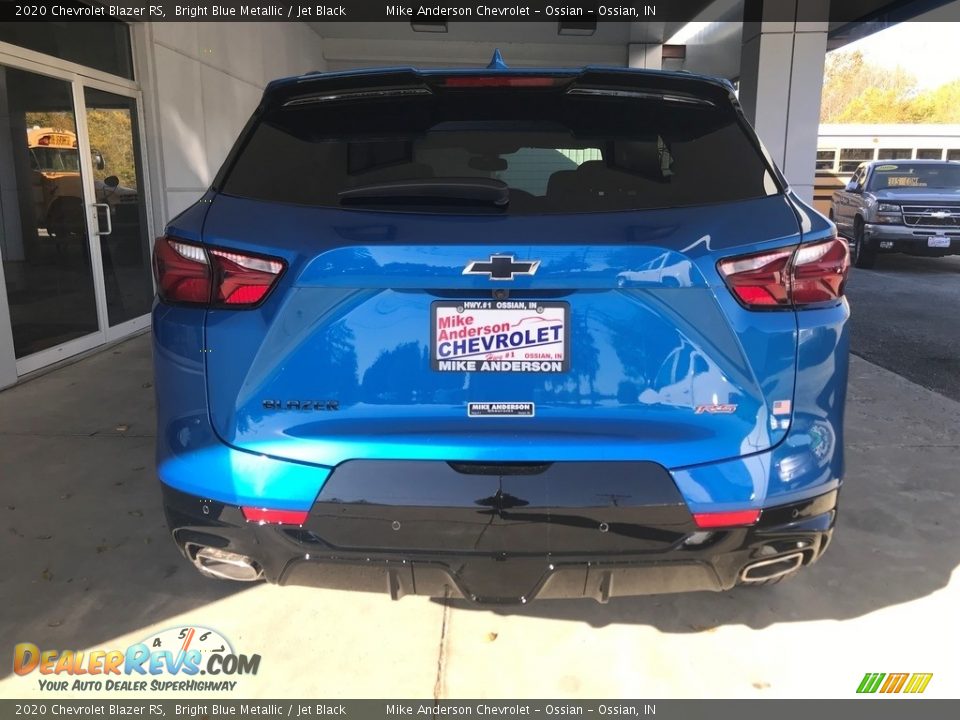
[152,59,850,603]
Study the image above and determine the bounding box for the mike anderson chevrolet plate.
[431,300,569,372]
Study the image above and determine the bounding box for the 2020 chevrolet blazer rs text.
[152,60,850,604]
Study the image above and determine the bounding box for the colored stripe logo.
[857,672,933,694]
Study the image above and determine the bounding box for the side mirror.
[104,175,120,189]
[845,180,861,193]
[92,151,105,171]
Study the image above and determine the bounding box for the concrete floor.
[1,333,958,699]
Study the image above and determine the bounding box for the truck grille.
[902,205,960,228]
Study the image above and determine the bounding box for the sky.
[840,22,960,89]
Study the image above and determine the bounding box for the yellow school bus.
[27,126,136,239]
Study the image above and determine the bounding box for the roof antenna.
[487,49,508,70]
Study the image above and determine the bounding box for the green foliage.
[822,50,960,123]
[24,109,137,188]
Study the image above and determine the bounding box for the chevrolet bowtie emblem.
[463,254,540,281]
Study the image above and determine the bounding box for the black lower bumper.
[862,227,960,256]
[162,460,838,604]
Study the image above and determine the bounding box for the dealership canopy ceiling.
[310,0,959,77]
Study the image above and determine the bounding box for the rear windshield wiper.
[338,178,509,207]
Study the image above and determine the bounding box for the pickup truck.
[831,159,960,268]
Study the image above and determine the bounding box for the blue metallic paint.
[154,189,847,514]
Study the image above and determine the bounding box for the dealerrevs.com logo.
[13,626,260,692]
[857,672,933,694]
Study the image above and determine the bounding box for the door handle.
[93,203,112,236]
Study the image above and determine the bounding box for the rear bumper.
[162,470,838,604]
[863,223,960,255]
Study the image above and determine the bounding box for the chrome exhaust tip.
[189,545,262,582]
[739,551,805,583]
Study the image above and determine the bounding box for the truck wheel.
[852,219,876,269]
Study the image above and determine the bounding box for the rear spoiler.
[262,67,738,111]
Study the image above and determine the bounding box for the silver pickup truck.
[831,159,960,268]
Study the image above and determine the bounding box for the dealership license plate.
[928,236,951,248]
[431,300,569,372]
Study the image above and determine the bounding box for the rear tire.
[852,219,877,269]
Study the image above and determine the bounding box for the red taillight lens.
[717,237,850,310]
[791,238,851,305]
[692,509,761,529]
[241,507,309,525]
[441,76,563,88]
[152,236,285,308]
[208,248,285,306]
[717,247,793,308]
[153,236,212,305]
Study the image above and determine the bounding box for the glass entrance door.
[82,86,153,332]
[0,66,100,361]
[0,60,153,377]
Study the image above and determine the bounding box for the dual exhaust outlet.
[188,545,262,582]
[738,551,805,583]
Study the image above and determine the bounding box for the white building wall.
[132,22,327,232]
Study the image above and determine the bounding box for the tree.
[821,49,960,124]
[917,80,960,123]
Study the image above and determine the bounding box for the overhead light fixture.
[666,21,711,45]
[411,20,447,33]
[557,20,596,36]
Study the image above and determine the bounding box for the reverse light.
[152,236,285,308]
[692,509,761,529]
[717,237,850,310]
[241,507,309,525]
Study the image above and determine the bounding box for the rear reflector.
[717,237,850,310]
[152,236,285,308]
[441,76,563,88]
[692,509,761,528]
[241,507,309,525]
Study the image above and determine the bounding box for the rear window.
[221,85,779,214]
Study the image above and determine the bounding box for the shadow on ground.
[0,335,249,681]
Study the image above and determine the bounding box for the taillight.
[717,237,850,310]
[208,248,285,306]
[152,236,285,308]
[153,236,211,304]
[791,238,851,305]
